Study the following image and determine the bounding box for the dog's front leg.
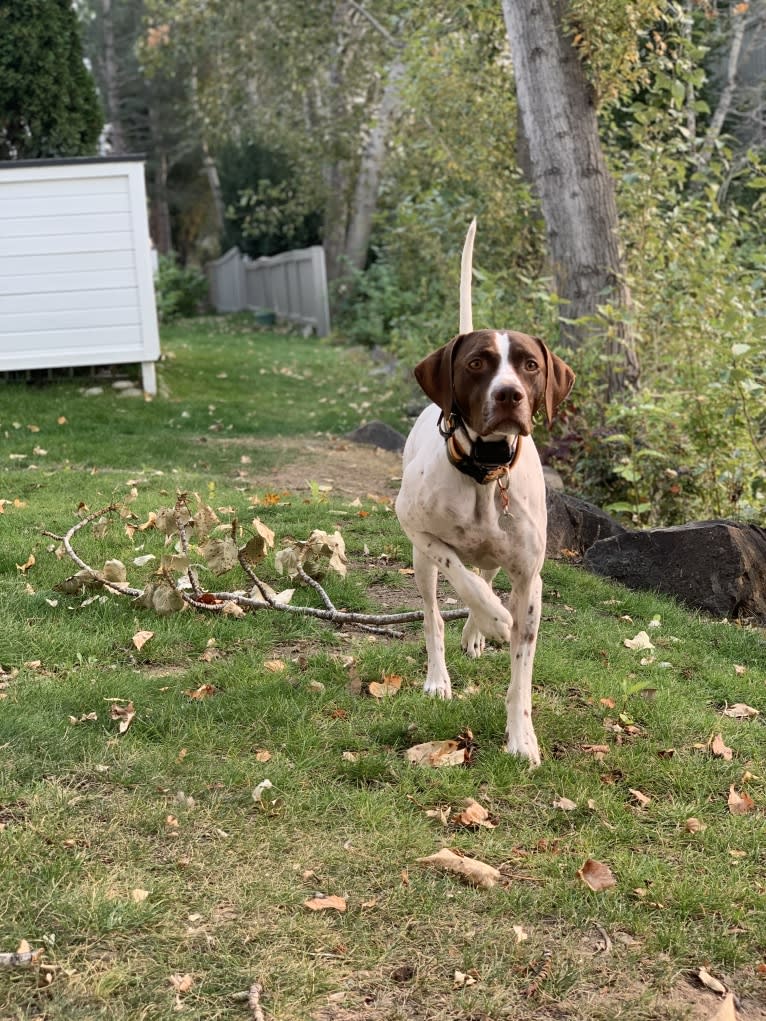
[505,574,542,767]
[461,568,499,659]
[413,546,451,698]
[407,530,513,643]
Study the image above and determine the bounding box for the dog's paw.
[505,724,541,768]
[473,600,512,645]
[461,617,485,659]
[423,672,452,699]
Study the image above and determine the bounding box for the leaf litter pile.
[1,485,765,1021]
[43,492,469,638]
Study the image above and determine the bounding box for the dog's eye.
[467,358,483,370]
[525,359,539,372]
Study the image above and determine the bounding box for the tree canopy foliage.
[71,0,766,525]
[0,0,101,160]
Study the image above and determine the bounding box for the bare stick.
[297,565,336,611]
[43,505,143,598]
[174,495,203,598]
[238,549,279,605]
[0,949,43,969]
[248,982,267,1021]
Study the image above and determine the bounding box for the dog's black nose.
[494,384,524,406]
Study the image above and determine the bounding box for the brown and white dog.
[395,221,575,765]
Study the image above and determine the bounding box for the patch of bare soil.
[213,435,403,500]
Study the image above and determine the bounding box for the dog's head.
[414,329,575,437]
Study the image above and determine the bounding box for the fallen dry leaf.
[255,749,272,763]
[184,683,218,700]
[624,631,654,650]
[264,659,286,673]
[169,973,193,993]
[405,740,467,768]
[577,858,617,892]
[304,895,347,913]
[68,712,98,725]
[710,734,733,761]
[581,744,609,760]
[513,924,529,943]
[685,817,707,833]
[417,847,501,889]
[723,703,759,720]
[425,805,451,826]
[552,796,578,811]
[698,965,727,995]
[728,785,755,816]
[132,629,154,651]
[368,674,403,698]
[110,701,135,734]
[451,798,496,829]
[629,788,651,808]
[453,969,479,989]
[252,779,273,802]
[131,888,150,903]
[16,553,35,574]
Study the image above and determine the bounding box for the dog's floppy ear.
[533,338,575,427]
[414,335,465,418]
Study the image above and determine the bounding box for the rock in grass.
[584,519,766,624]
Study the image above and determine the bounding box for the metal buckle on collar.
[437,411,458,439]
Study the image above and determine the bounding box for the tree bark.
[344,56,405,273]
[149,104,172,254]
[101,0,126,153]
[323,160,350,286]
[697,5,747,171]
[501,0,639,396]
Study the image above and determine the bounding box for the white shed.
[0,156,160,394]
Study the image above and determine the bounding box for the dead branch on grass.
[43,499,469,638]
[248,982,267,1021]
[0,948,44,969]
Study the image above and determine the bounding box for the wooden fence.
[206,245,330,336]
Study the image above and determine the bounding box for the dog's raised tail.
[459,218,476,334]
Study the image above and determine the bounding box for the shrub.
[155,255,208,322]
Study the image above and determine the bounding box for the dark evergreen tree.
[0,0,102,160]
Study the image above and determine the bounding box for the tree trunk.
[323,159,350,286]
[201,141,226,240]
[501,0,639,396]
[149,102,172,254]
[344,57,405,273]
[101,0,126,153]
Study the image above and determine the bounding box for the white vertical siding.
[0,159,160,376]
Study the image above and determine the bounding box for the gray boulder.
[546,489,627,558]
[346,419,407,454]
[583,519,766,623]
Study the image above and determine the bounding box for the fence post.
[310,246,331,337]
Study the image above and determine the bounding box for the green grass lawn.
[1,317,765,1021]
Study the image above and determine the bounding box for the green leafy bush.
[155,255,209,322]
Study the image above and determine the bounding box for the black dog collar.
[438,410,522,485]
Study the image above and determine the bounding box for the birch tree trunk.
[101,0,125,153]
[344,57,405,273]
[501,0,639,396]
